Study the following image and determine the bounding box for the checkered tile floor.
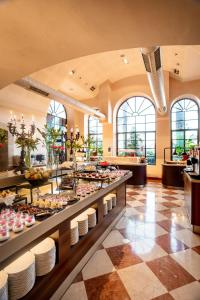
[62,181,200,300]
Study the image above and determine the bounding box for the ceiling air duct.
[141,47,167,115]
[15,76,106,120]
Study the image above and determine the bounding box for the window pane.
[171,98,199,159]
[117,97,156,164]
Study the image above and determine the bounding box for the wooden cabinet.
[118,164,147,186]
[162,164,185,188]
[184,173,200,232]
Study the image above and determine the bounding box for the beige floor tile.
[170,281,200,300]
[82,249,115,280]
[118,262,167,300]
[170,249,200,280]
[62,282,88,300]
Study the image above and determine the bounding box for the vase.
[25,148,31,168]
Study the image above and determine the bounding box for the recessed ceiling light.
[120,54,129,64]
[69,70,75,75]
[123,57,129,64]
[69,88,74,91]
[174,53,178,56]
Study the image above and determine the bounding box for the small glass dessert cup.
[13,221,24,233]
[0,228,9,242]
[25,215,35,227]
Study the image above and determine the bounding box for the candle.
[10,111,13,122]
[70,128,73,133]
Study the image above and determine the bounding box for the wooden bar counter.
[0,172,132,299]
[184,172,200,234]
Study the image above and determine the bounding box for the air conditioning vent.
[29,85,49,97]
[90,86,96,92]
[154,47,161,70]
[142,53,151,72]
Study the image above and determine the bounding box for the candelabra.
[7,113,35,174]
[63,126,80,159]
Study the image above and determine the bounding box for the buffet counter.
[102,156,147,186]
[0,172,132,299]
[184,172,200,234]
[162,163,186,188]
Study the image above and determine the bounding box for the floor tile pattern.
[62,180,200,300]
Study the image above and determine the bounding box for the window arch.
[47,100,67,131]
[88,115,103,152]
[171,98,199,159]
[116,96,156,164]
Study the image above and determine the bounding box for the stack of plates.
[76,213,88,236]
[0,270,8,300]
[30,238,56,276]
[109,193,117,207]
[4,252,35,300]
[70,220,79,245]
[103,200,108,216]
[104,195,112,211]
[85,208,96,228]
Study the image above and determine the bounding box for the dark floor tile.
[156,234,188,254]
[85,272,131,300]
[147,256,195,291]
[157,220,184,233]
[106,244,142,269]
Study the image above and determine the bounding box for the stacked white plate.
[104,195,112,211]
[0,270,8,300]
[75,213,88,236]
[30,238,56,276]
[70,220,79,245]
[85,208,96,228]
[109,193,117,207]
[103,200,108,216]
[4,251,35,300]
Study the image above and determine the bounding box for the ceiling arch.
[0,0,200,88]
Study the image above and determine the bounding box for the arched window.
[47,100,67,131]
[88,115,103,153]
[171,98,199,159]
[116,96,156,164]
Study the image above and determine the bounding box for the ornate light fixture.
[7,112,35,173]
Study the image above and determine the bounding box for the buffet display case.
[0,171,132,299]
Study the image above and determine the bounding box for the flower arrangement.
[15,136,40,167]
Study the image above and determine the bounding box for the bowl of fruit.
[24,168,52,186]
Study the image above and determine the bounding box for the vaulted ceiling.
[30,46,200,100]
[0,0,200,89]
